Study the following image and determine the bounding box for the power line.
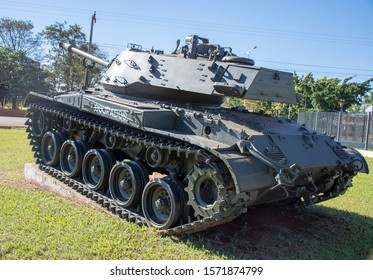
[255,59,373,72]
[1,0,372,82]
[1,0,373,46]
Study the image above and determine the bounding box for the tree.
[0,18,47,108]
[0,47,50,108]
[41,22,106,92]
[0,17,42,60]
[361,88,373,112]
[0,83,9,107]
[294,72,314,111]
[311,77,372,112]
[226,73,373,120]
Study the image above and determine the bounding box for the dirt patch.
[197,205,312,246]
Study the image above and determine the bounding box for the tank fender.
[216,150,276,193]
[23,91,54,107]
[171,135,276,192]
[343,147,369,174]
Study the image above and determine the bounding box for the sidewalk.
[0,116,27,128]
[357,149,373,158]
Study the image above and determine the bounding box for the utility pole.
[84,11,96,88]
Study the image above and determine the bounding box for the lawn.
[0,128,372,259]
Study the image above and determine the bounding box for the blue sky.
[0,0,372,83]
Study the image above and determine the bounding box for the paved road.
[0,116,27,128]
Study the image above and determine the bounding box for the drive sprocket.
[185,162,230,219]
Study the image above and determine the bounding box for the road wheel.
[60,140,89,177]
[82,149,115,191]
[40,131,64,166]
[142,178,183,229]
[109,161,148,207]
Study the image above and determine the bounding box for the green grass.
[0,128,372,259]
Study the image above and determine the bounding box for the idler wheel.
[40,131,64,166]
[60,140,89,177]
[142,178,183,229]
[82,149,115,191]
[145,147,169,168]
[32,110,51,138]
[109,161,149,207]
[185,163,228,218]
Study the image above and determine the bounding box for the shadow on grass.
[175,205,373,260]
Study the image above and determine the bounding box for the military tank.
[24,35,368,234]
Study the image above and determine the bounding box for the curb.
[0,116,27,128]
[23,163,102,207]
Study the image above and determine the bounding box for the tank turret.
[23,34,368,234]
[61,35,297,105]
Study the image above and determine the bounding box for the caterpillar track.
[26,102,246,234]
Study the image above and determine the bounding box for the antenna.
[243,45,257,57]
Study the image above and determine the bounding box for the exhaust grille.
[333,147,349,159]
[266,148,287,163]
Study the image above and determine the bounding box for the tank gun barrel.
[59,42,109,67]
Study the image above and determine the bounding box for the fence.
[297,111,373,150]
